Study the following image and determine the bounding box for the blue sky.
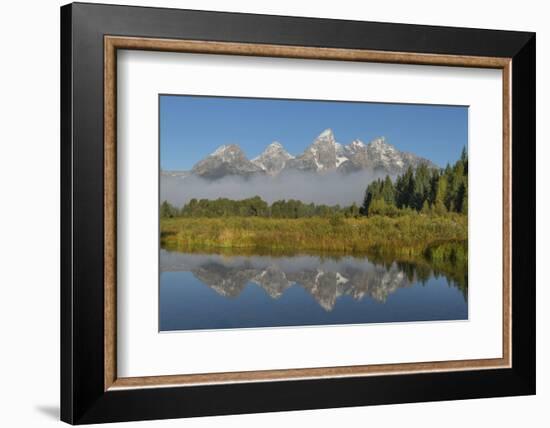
[160,95,468,170]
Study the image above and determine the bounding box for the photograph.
[159,95,469,331]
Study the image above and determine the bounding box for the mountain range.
[163,128,437,180]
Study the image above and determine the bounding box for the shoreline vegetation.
[160,214,466,257]
[160,215,467,294]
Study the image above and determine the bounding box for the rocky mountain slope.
[190,144,264,179]
[251,142,294,175]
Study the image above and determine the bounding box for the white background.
[0,0,546,427]
[118,51,503,378]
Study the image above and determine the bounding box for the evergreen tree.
[460,146,468,174]
[459,182,468,214]
[160,200,177,218]
[360,180,378,215]
[435,175,448,209]
[395,166,415,208]
[346,202,360,218]
[413,164,431,210]
[421,200,431,215]
[381,175,396,205]
[434,199,447,215]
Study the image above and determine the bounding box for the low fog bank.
[161,170,387,208]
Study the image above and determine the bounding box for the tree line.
[360,147,468,216]
[161,148,467,219]
[161,196,360,219]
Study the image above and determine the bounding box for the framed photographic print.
[60,2,536,424]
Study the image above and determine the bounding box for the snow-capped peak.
[350,139,366,149]
[342,139,365,156]
[260,141,292,157]
[367,137,392,150]
[205,144,246,164]
[317,128,334,139]
[251,141,294,175]
[192,143,262,179]
[267,141,283,150]
[253,141,293,160]
[211,145,228,156]
[313,128,336,146]
[292,128,339,171]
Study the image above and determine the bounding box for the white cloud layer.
[161,170,387,208]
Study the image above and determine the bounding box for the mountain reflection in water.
[160,250,468,331]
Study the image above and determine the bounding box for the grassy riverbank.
[160,214,467,259]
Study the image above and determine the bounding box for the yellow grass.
[160,214,467,257]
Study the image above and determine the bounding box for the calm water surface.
[159,249,468,331]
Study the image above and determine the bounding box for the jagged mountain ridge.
[171,128,437,180]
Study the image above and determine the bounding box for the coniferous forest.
[360,147,467,216]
